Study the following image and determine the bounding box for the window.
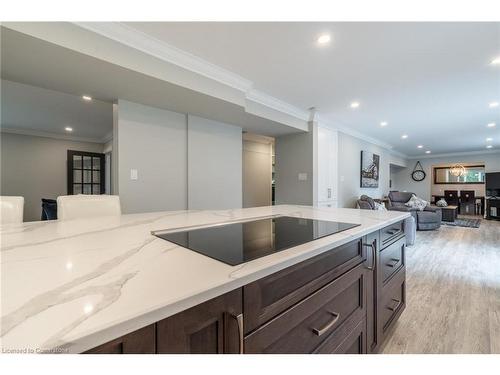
[67,150,105,195]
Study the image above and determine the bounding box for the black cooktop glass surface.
[154,216,359,266]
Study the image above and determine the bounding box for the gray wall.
[187,115,242,210]
[0,132,103,221]
[337,132,407,208]
[116,100,188,213]
[243,140,272,208]
[275,131,314,205]
[392,152,500,200]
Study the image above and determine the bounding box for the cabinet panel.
[380,236,405,284]
[380,270,406,334]
[380,221,405,248]
[244,263,366,354]
[314,318,366,354]
[84,324,155,354]
[244,238,365,333]
[156,289,242,354]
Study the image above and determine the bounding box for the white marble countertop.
[0,205,409,354]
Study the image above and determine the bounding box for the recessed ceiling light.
[425,150,431,154]
[417,145,423,149]
[491,56,500,65]
[486,145,493,149]
[486,137,493,142]
[380,121,388,127]
[401,134,408,139]
[82,95,92,101]
[350,101,360,109]
[489,101,499,108]
[64,127,73,132]
[317,34,331,45]
[487,122,496,128]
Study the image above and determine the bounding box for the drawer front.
[379,236,405,284]
[244,238,365,334]
[84,324,156,354]
[314,318,366,354]
[244,263,367,354]
[380,221,404,248]
[380,270,406,333]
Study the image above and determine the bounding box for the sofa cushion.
[388,191,414,204]
[417,210,440,223]
[405,194,428,211]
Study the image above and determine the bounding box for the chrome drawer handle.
[363,240,376,271]
[387,298,402,312]
[386,258,400,268]
[233,313,244,354]
[312,312,341,337]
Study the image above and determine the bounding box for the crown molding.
[245,89,310,121]
[73,22,253,93]
[0,127,105,144]
[73,22,311,124]
[406,149,500,160]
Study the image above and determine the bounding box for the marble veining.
[0,205,409,353]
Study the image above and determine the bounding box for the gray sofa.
[387,191,441,231]
[357,194,416,246]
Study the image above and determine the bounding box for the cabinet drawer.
[244,238,365,334]
[244,263,367,354]
[380,221,404,248]
[84,324,156,354]
[380,270,406,333]
[313,318,366,354]
[379,236,405,284]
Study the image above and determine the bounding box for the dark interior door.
[67,150,105,195]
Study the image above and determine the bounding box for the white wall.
[0,132,104,221]
[275,131,315,205]
[187,115,242,210]
[393,152,500,200]
[243,139,272,208]
[337,132,407,208]
[116,100,188,213]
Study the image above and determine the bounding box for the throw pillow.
[374,201,387,211]
[405,194,428,211]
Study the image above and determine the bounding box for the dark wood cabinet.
[84,324,155,354]
[244,262,367,353]
[84,221,406,355]
[156,289,242,354]
[244,238,365,334]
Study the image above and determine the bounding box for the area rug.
[442,218,481,228]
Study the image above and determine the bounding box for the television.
[486,172,500,197]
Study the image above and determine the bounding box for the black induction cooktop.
[154,216,359,266]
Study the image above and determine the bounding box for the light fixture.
[417,145,423,149]
[487,122,496,128]
[450,164,466,177]
[64,127,73,132]
[82,95,92,101]
[425,150,431,154]
[380,121,388,127]
[350,101,360,109]
[489,101,499,108]
[486,145,493,149]
[486,137,493,142]
[401,134,408,139]
[83,304,94,314]
[491,56,500,65]
[317,34,331,45]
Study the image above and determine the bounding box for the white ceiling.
[1,79,113,141]
[124,22,500,156]
[1,27,304,138]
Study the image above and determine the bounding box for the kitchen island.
[0,205,409,354]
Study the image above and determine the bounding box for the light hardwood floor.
[381,217,500,354]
